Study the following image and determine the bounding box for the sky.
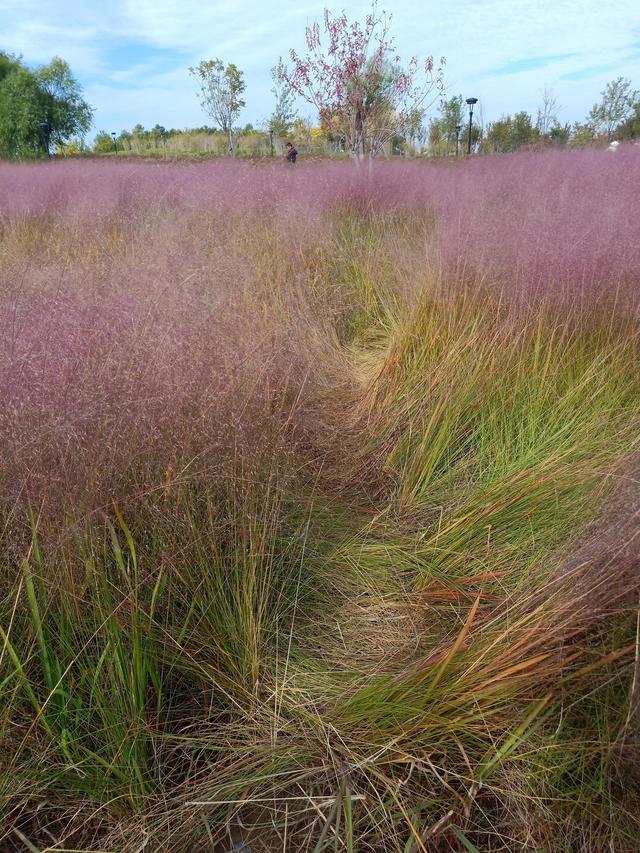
[1,0,639,138]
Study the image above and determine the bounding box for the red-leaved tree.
[282,3,444,158]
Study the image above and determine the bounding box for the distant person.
[285,142,298,163]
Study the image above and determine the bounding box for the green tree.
[0,53,92,159]
[93,131,116,154]
[588,77,639,140]
[292,116,314,148]
[428,95,464,156]
[616,98,640,139]
[270,59,297,139]
[150,124,168,148]
[189,59,246,155]
[484,112,537,153]
[484,116,512,152]
[119,129,133,151]
[36,57,93,152]
[128,124,148,152]
[0,51,21,84]
[549,123,570,146]
[570,121,595,147]
[462,122,482,154]
[404,106,426,151]
[511,111,538,148]
[0,64,47,158]
[440,95,464,153]
[427,116,445,155]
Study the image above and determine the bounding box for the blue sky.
[1,0,639,138]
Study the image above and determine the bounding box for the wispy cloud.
[490,54,577,76]
[559,63,619,81]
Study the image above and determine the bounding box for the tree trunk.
[352,104,365,159]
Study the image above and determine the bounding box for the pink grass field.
[1,148,640,851]
[2,149,639,519]
[2,147,640,294]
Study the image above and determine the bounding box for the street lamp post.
[465,98,478,156]
[455,124,462,157]
[111,132,118,155]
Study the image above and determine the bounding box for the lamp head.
[466,97,478,105]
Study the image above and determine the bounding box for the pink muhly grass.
[1,147,640,523]
[1,147,639,300]
[0,232,334,527]
[0,150,640,850]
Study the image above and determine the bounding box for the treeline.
[429,80,640,157]
[92,120,349,159]
[94,77,640,161]
[93,121,316,157]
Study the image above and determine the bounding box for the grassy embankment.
[0,152,639,851]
